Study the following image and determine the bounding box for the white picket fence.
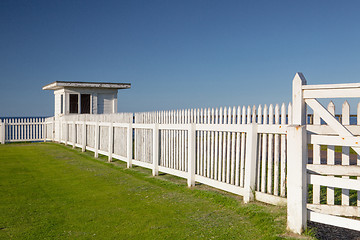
[2,73,360,234]
[133,105,292,205]
[0,117,46,143]
[46,105,291,205]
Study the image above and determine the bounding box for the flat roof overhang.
[42,81,131,90]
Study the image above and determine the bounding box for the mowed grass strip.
[0,143,296,239]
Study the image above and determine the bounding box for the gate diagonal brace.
[305,98,360,156]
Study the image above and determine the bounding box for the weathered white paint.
[292,72,307,125]
[287,125,307,234]
[152,123,159,176]
[255,192,287,206]
[187,123,196,187]
[307,204,360,217]
[308,174,360,191]
[307,164,360,176]
[244,123,258,203]
[308,211,360,231]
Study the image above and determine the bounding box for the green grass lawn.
[0,143,300,239]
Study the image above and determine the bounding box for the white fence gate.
[287,73,360,233]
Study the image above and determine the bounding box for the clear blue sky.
[1,0,360,116]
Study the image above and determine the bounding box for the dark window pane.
[70,94,78,113]
[81,94,90,114]
[60,95,63,114]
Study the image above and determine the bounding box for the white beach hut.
[42,81,131,117]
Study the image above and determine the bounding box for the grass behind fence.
[0,143,300,239]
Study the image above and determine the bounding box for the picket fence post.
[72,121,76,148]
[108,122,113,162]
[152,123,159,176]
[243,123,258,203]
[187,123,196,187]
[127,123,133,168]
[52,118,55,142]
[64,121,68,146]
[43,122,47,142]
[287,72,308,234]
[82,121,86,152]
[59,119,62,143]
[94,121,99,158]
[1,120,5,144]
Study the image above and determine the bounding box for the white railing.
[133,106,291,205]
[0,117,47,143]
[48,104,291,205]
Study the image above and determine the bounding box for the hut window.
[69,94,78,113]
[60,94,63,114]
[81,94,90,114]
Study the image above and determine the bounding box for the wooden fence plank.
[327,101,335,205]
[313,108,321,204]
[342,101,350,206]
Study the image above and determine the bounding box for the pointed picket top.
[187,108,190,123]
[274,104,280,124]
[191,108,195,124]
[219,107,223,124]
[246,106,251,124]
[281,103,286,125]
[214,108,219,124]
[342,100,350,125]
[236,106,241,124]
[198,108,200,123]
[188,109,191,124]
[241,106,246,124]
[187,108,191,123]
[179,109,183,124]
[195,108,199,124]
[223,107,228,124]
[227,107,231,124]
[288,102,292,125]
[293,72,307,86]
[252,105,256,123]
[211,108,215,124]
[263,104,268,124]
[257,105,263,124]
[232,106,236,124]
[229,106,234,124]
[269,104,274,124]
[327,101,335,116]
[181,109,184,124]
[204,108,209,124]
[186,109,189,123]
[209,107,212,124]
